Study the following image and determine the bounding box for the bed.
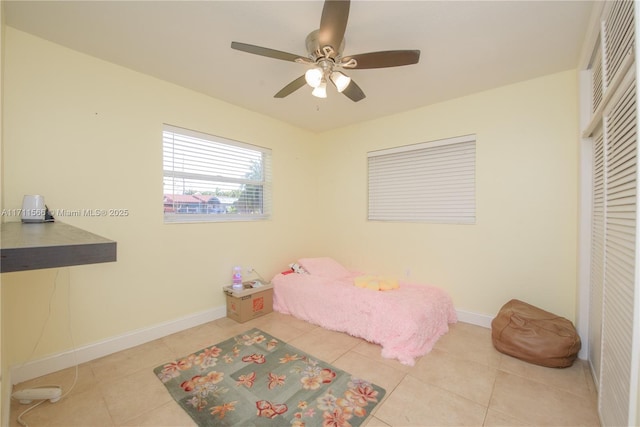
[271,257,457,366]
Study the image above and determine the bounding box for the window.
[163,124,272,223]
[367,134,476,223]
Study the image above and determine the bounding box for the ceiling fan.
[230,0,420,102]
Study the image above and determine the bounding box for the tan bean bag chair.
[491,299,581,368]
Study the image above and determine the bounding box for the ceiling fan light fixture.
[312,80,327,98]
[305,67,323,88]
[330,71,351,92]
[231,0,420,102]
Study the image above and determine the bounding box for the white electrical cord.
[248,267,267,284]
[12,269,79,427]
[15,400,46,427]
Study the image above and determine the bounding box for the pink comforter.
[272,272,457,366]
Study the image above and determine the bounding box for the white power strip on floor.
[12,387,62,404]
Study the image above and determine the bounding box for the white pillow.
[297,257,351,279]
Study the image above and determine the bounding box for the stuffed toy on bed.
[288,263,308,274]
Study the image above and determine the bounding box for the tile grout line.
[481,362,500,426]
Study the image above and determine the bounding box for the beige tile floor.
[10,312,601,426]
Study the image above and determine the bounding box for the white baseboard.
[455,308,493,328]
[10,305,491,385]
[10,305,227,385]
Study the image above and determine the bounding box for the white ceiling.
[4,0,595,132]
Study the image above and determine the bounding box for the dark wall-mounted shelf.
[1,221,117,273]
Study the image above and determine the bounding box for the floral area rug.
[154,328,386,426]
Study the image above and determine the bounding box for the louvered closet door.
[601,74,637,427]
[592,47,603,113]
[589,131,605,382]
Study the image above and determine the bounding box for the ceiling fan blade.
[342,79,365,102]
[318,0,350,57]
[231,41,307,63]
[342,50,420,69]
[274,75,307,98]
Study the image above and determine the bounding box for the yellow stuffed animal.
[354,275,399,291]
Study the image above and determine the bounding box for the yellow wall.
[2,27,321,366]
[317,70,579,320]
[2,23,578,391]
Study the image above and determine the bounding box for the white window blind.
[368,134,476,223]
[163,124,272,223]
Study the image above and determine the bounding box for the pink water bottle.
[232,266,243,289]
